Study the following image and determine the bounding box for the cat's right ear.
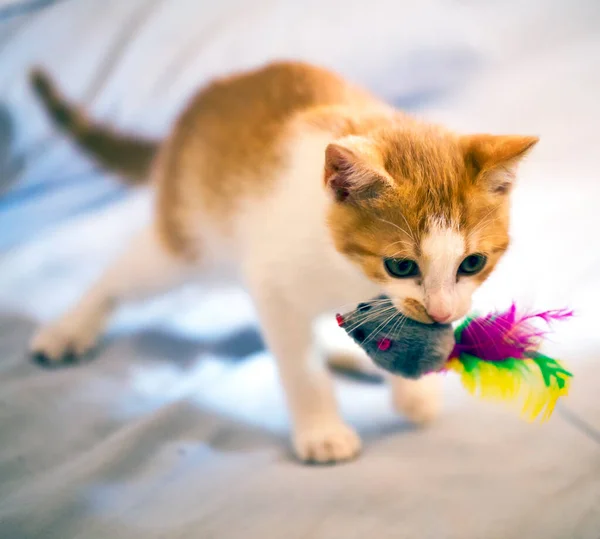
[461,134,539,195]
[324,140,389,203]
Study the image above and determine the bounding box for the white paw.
[293,422,361,464]
[30,312,104,364]
[392,374,442,426]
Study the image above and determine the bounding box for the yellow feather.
[446,357,570,422]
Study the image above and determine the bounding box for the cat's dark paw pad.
[31,351,52,368]
[31,349,80,368]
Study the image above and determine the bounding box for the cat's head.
[325,123,538,324]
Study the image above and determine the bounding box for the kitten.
[29,61,537,463]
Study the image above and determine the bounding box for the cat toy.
[336,297,573,422]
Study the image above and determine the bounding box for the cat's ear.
[461,134,539,195]
[324,138,389,202]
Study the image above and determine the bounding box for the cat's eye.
[384,258,420,278]
[458,254,487,276]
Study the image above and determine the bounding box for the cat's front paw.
[293,421,361,464]
[30,313,103,365]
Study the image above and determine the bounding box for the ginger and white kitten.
[29,61,537,463]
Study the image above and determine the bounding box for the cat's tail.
[30,69,159,184]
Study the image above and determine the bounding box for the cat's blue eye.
[458,254,487,276]
[383,258,420,278]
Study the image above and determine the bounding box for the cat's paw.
[293,421,361,464]
[30,313,103,365]
[391,374,441,426]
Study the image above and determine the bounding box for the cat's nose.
[426,292,454,323]
[427,306,453,324]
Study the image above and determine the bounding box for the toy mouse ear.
[324,139,389,202]
[461,134,539,195]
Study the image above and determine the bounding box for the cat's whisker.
[344,305,397,333]
[467,219,496,241]
[363,313,399,346]
[472,236,512,244]
[386,238,411,251]
[392,316,410,344]
[376,217,414,242]
[364,309,404,345]
[466,208,499,241]
[387,308,408,341]
[341,302,395,329]
[397,211,417,243]
[387,246,416,258]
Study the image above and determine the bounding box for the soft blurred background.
[1,1,599,538]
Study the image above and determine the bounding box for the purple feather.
[451,304,573,362]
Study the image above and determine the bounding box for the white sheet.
[1,1,600,538]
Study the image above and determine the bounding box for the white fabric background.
[0,1,599,538]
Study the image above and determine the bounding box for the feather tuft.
[451,304,573,362]
[447,304,573,421]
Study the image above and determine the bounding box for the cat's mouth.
[394,297,435,324]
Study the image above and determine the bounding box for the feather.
[451,304,573,362]
[447,305,573,421]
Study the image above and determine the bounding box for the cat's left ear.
[461,134,539,194]
[324,137,390,203]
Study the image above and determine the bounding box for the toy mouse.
[337,296,572,421]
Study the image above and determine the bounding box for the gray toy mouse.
[336,295,454,378]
